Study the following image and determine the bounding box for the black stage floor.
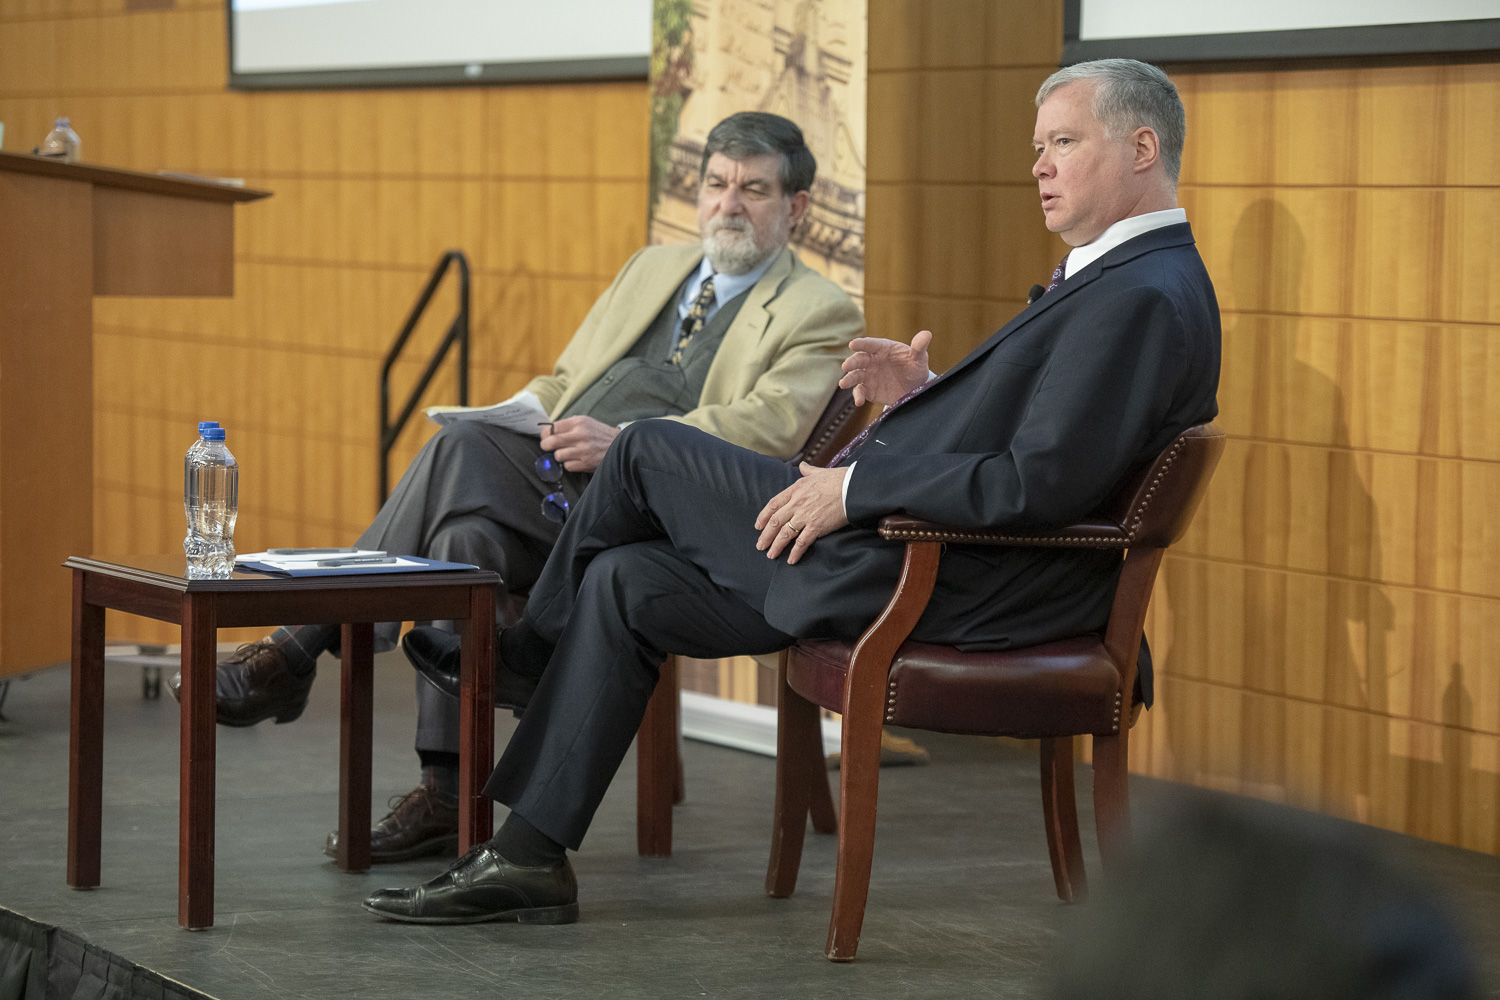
[3,652,1498,999]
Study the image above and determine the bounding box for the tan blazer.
[525,243,862,459]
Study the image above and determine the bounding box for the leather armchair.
[764,422,1226,961]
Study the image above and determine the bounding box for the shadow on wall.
[1162,197,1407,824]
[1157,198,1488,848]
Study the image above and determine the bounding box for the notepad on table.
[235,550,477,577]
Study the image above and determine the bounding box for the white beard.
[701,215,784,275]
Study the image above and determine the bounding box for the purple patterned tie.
[826,377,935,467]
[1044,253,1069,295]
[829,255,1073,467]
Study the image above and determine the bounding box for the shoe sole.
[216,701,307,727]
[323,833,460,864]
[170,683,308,728]
[361,900,579,925]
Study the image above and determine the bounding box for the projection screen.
[1062,0,1500,63]
[228,0,651,90]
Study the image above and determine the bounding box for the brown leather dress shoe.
[167,638,314,727]
[324,780,460,863]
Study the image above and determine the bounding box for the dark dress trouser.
[485,419,801,850]
[351,420,585,756]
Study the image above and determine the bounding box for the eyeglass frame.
[535,423,570,525]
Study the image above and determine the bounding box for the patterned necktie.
[672,276,716,364]
[827,377,936,467]
[1043,253,1070,295]
[830,254,1073,467]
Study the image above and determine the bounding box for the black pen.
[317,557,399,568]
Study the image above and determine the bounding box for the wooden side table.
[63,555,500,930]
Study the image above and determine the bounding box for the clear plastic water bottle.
[38,117,80,163]
[185,421,219,466]
[184,426,238,579]
[182,422,218,570]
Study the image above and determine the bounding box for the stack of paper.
[425,389,549,435]
[235,548,416,571]
[233,549,478,577]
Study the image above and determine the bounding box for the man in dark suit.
[364,57,1221,926]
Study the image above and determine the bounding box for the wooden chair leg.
[636,655,677,857]
[1091,730,1131,870]
[807,723,837,836]
[337,623,374,872]
[672,669,684,806]
[178,593,218,930]
[766,651,823,898]
[67,570,105,891]
[458,585,495,853]
[824,682,885,962]
[1039,736,1087,902]
[674,728,686,806]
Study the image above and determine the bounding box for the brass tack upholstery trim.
[798,396,859,466]
[875,436,1192,548]
[878,526,1129,547]
[1125,436,1185,541]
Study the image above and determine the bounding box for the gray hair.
[1036,59,1185,183]
[700,112,817,196]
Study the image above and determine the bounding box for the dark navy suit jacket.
[762,223,1221,705]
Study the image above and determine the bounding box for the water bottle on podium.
[38,117,81,162]
[184,424,238,579]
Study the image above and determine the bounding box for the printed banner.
[648,0,866,306]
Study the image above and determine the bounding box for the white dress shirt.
[837,207,1188,515]
[1063,207,1186,279]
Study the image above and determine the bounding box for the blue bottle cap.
[198,421,220,431]
[202,427,226,441]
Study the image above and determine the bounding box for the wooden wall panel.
[866,0,1068,377]
[0,0,648,645]
[1151,59,1500,853]
[865,1,1500,853]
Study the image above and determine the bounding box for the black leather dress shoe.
[324,779,459,863]
[167,638,314,727]
[402,627,538,716]
[362,845,578,925]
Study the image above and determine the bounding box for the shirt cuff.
[839,461,855,517]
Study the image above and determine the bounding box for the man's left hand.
[542,416,620,472]
[754,463,850,564]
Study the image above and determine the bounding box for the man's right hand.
[839,330,933,406]
[541,415,620,473]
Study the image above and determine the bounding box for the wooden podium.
[0,152,269,678]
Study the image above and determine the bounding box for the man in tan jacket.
[168,111,862,859]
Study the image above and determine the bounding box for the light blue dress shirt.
[677,250,778,324]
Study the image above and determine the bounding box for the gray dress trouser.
[352,420,587,755]
[484,420,798,849]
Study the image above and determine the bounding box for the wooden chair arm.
[878,515,1130,549]
[840,540,941,717]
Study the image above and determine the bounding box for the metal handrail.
[378,250,470,504]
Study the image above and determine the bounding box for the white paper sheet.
[425,389,549,435]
